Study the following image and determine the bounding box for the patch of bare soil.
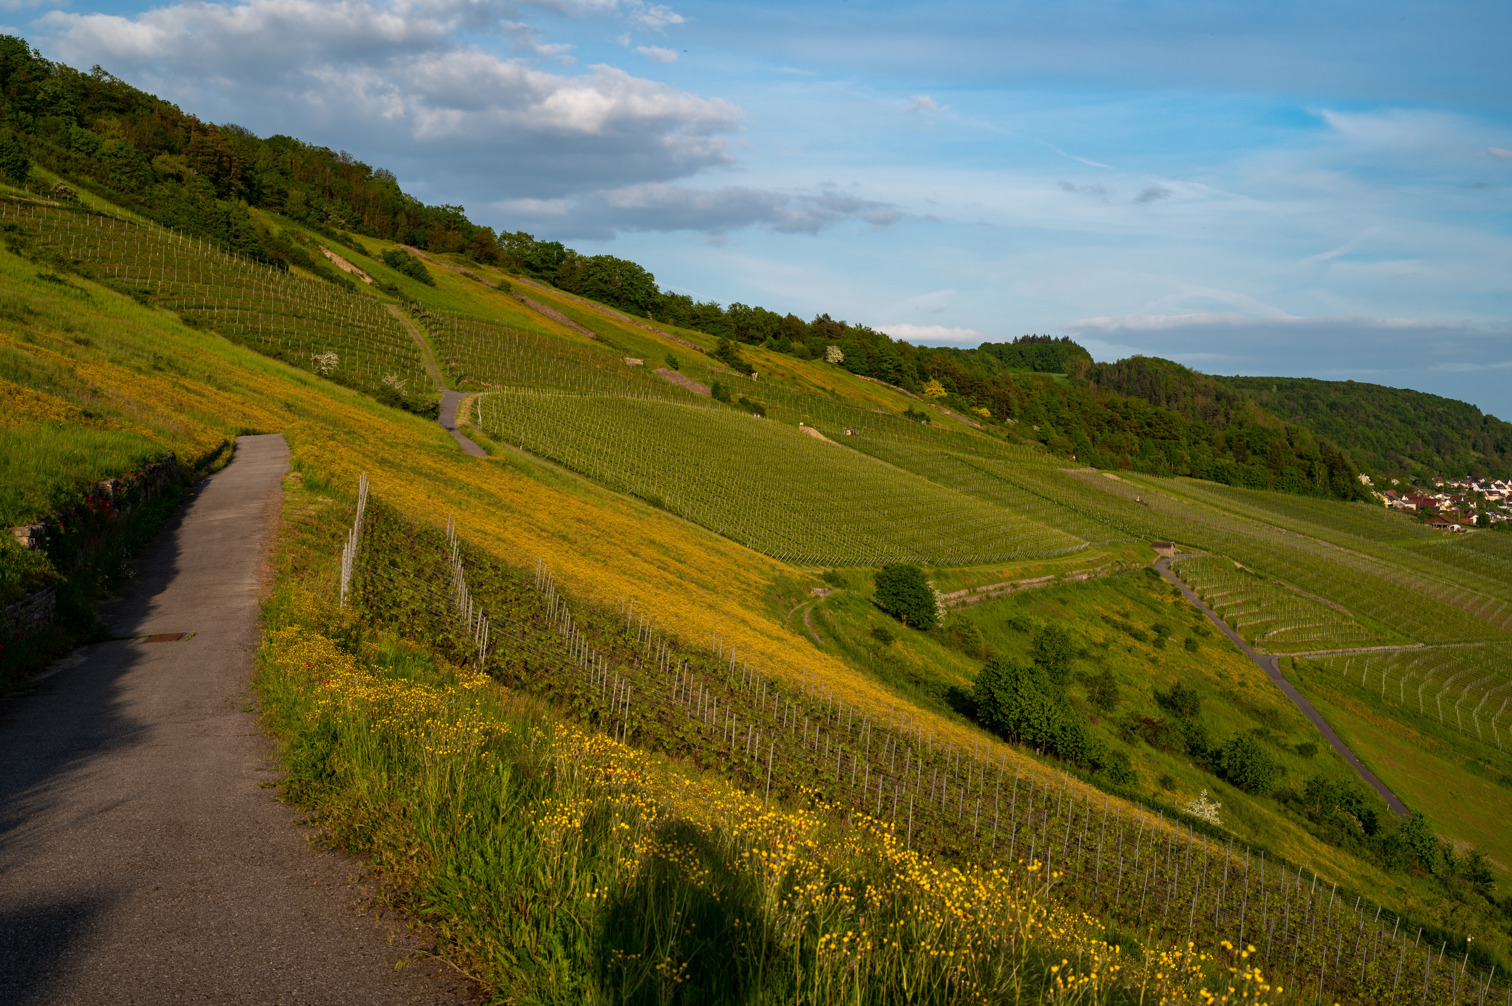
[321,247,374,284]
[654,368,710,396]
[798,425,837,445]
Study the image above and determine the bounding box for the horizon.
[10,0,1511,416]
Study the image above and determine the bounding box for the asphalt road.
[1154,557,1412,819]
[0,434,477,1005]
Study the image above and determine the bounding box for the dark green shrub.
[870,625,894,645]
[1031,623,1075,686]
[715,337,754,375]
[873,564,937,631]
[1215,732,1281,796]
[381,248,436,285]
[1154,682,1201,719]
[665,352,680,370]
[710,380,730,403]
[0,128,31,185]
[1086,666,1120,713]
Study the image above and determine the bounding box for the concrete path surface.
[1154,557,1411,819]
[385,303,487,459]
[0,434,477,1005]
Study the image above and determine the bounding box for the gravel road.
[0,434,478,1005]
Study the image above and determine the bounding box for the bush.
[665,352,680,371]
[710,380,731,403]
[935,613,988,660]
[1030,624,1075,686]
[1086,666,1120,713]
[381,248,436,286]
[715,338,754,375]
[737,395,766,417]
[1215,732,1281,796]
[1154,682,1201,719]
[870,625,894,645]
[902,406,931,425]
[873,564,938,631]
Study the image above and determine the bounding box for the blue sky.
[12,0,1512,415]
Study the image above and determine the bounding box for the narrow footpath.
[0,435,476,1005]
[385,303,487,458]
[1154,557,1412,819]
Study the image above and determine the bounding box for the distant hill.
[1215,376,1512,480]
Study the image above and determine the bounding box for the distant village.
[1365,474,1512,532]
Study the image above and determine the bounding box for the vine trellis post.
[338,472,369,608]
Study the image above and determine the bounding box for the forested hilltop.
[1215,376,1512,480]
[3,32,1489,500]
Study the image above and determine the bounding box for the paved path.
[0,435,476,1005]
[1154,558,1411,819]
[385,304,488,459]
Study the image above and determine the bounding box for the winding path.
[1154,557,1412,819]
[0,435,476,1004]
[386,303,487,459]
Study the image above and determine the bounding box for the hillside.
[1216,375,1512,480]
[3,34,1512,1005]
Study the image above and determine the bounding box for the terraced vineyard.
[425,309,690,400]
[1169,556,1404,653]
[475,388,1086,566]
[3,200,430,399]
[1312,644,1512,751]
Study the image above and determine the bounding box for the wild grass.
[257,512,1274,1005]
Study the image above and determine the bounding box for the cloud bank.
[38,0,735,202]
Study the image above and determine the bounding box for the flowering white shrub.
[1184,789,1222,826]
[824,345,844,364]
[312,351,339,376]
[382,373,405,392]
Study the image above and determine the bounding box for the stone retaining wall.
[4,451,182,634]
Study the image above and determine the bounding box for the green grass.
[475,388,1086,566]
[1294,680,1512,881]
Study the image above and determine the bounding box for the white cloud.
[905,94,939,113]
[1490,147,1512,160]
[636,44,677,63]
[37,0,733,199]
[499,182,904,237]
[876,323,985,344]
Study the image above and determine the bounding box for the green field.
[6,178,1512,1002]
[475,388,1085,566]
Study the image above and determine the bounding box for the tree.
[873,564,938,631]
[0,128,32,185]
[824,345,844,365]
[922,378,947,399]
